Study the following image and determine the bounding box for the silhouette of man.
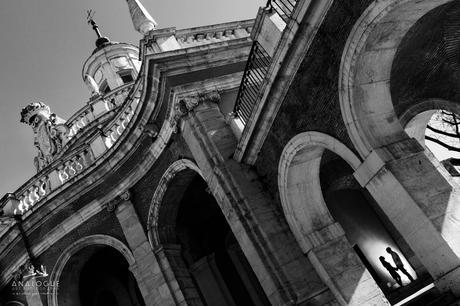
[386,247,414,282]
[379,256,402,287]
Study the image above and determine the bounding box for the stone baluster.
[65,160,76,178]
[73,155,84,173]
[18,193,29,214]
[58,164,69,184]
[29,185,39,206]
[39,177,49,196]
[110,127,119,144]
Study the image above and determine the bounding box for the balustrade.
[57,149,94,184]
[103,100,137,149]
[66,83,134,140]
[15,177,50,215]
[4,81,142,217]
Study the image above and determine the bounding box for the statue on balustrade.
[20,102,69,172]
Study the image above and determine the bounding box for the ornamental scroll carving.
[106,191,131,212]
[172,91,220,126]
[20,102,70,172]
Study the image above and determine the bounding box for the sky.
[0,0,264,196]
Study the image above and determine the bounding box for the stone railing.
[15,146,95,214]
[7,80,143,216]
[67,82,134,139]
[103,94,139,149]
[267,0,298,23]
[175,20,253,48]
[233,41,271,125]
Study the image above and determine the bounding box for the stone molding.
[140,20,252,58]
[278,131,361,252]
[147,159,203,247]
[47,234,135,306]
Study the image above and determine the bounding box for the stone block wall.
[131,135,193,230]
[255,0,373,206]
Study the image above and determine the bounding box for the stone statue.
[20,102,69,172]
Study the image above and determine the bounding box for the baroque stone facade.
[2,0,460,305]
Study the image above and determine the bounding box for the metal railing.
[234,41,271,125]
[267,0,298,23]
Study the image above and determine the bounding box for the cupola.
[82,11,141,98]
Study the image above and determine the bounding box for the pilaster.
[110,192,177,305]
[178,95,336,305]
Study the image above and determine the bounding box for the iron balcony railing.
[234,41,271,125]
[267,0,298,23]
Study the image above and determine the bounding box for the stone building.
[1,0,460,305]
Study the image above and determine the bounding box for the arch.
[47,234,135,306]
[339,0,454,159]
[147,159,203,247]
[278,132,392,304]
[400,99,460,129]
[278,131,361,252]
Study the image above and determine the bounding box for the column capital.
[106,190,131,212]
[172,91,221,126]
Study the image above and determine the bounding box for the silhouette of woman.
[379,256,402,287]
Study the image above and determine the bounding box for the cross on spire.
[86,10,111,49]
[86,10,102,38]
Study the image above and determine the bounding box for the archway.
[402,99,460,175]
[148,160,269,306]
[48,235,144,306]
[339,0,455,157]
[340,0,460,269]
[278,132,432,305]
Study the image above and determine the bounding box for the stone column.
[226,244,270,306]
[111,192,177,305]
[155,244,202,306]
[176,93,335,305]
[190,254,235,306]
[354,145,460,295]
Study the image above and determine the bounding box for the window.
[100,81,111,95]
[118,70,134,84]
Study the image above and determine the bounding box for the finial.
[86,10,111,48]
[86,10,102,38]
[125,0,157,35]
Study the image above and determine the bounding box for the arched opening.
[402,101,460,178]
[48,235,144,306]
[279,132,433,305]
[339,0,455,158]
[340,0,460,269]
[78,246,144,306]
[150,162,269,306]
[320,153,430,302]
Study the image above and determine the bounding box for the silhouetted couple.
[379,247,414,287]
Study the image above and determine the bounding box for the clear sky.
[0,0,264,196]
